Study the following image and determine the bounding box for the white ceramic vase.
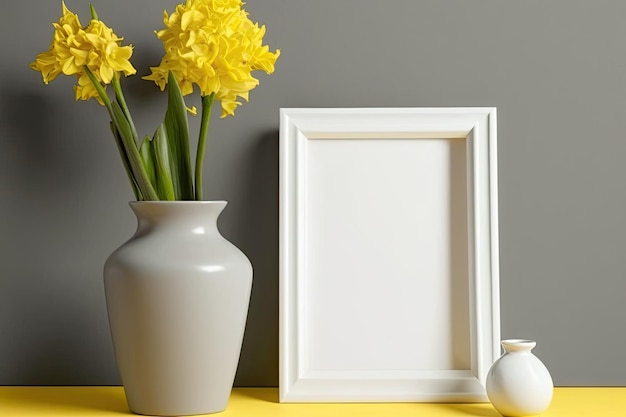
[104,201,253,416]
[486,339,553,417]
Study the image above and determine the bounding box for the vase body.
[104,201,253,416]
[486,339,553,417]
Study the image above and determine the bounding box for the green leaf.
[111,122,142,200]
[111,102,159,200]
[139,135,156,189]
[151,124,176,201]
[163,71,194,200]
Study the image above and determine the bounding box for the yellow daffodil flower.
[74,72,104,105]
[144,0,280,117]
[30,0,279,202]
[30,1,136,104]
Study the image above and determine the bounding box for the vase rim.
[501,339,536,350]
[130,200,227,204]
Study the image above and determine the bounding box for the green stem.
[84,66,156,200]
[195,93,215,201]
[112,75,139,142]
[111,102,159,200]
[84,66,138,199]
[110,122,141,200]
[83,66,111,110]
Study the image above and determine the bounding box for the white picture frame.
[279,108,500,403]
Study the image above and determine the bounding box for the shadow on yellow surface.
[441,403,500,416]
[232,387,279,403]
[231,388,502,416]
[3,386,129,415]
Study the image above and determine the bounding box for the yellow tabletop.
[1,387,625,416]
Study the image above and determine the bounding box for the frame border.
[279,108,500,402]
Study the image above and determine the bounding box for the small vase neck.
[501,339,536,354]
[130,201,227,236]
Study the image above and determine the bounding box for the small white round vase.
[486,339,553,417]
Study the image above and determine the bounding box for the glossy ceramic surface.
[104,201,253,416]
[486,339,553,417]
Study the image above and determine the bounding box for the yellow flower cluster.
[144,0,280,117]
[30,2,136,104]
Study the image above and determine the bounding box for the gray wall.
[1,0,625,386]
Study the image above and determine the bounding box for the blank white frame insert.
[279,108,500,403]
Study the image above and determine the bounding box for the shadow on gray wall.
[233,130,279,387]
[0,83,118,385]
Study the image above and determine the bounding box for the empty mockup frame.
[279,108,500,402]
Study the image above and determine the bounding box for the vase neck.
[501,339,536,354]
[130,201,227,236]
